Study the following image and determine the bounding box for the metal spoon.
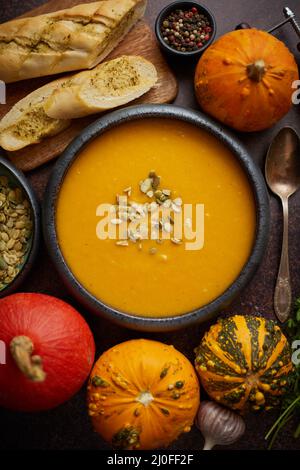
[265,127,300,323]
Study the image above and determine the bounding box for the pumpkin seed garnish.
[160,407,170,416]
[171,237,182,245]
[116,240,129,247]
[113,171,184,254]
[140,178,153,194]
[149,171,161,190]
[172,203,181,213]
[173,197,182,206]
[123,187,132,196]
[162,199,172,208]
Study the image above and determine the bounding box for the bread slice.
[0,79,70,151]
[0,55,157,151]
[0,0,147,83]
[44,56,158,119]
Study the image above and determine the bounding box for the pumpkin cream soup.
[56,119,256,317]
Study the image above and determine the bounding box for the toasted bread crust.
[0,0,147,83]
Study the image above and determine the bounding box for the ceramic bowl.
[0,155,40,297]
[155,1,216,59]
[43,104,269,332]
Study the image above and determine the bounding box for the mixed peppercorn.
[160,7,213,52]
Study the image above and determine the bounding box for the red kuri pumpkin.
[0,293,95,411]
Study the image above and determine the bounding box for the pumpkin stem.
[246,59,266,82]
[10,336,46,382]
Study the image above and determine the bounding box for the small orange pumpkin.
[87,339,200,450]
[195,29,299,132]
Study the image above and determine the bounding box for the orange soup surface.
[56,119,256,317]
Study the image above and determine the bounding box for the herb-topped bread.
[0,56,157,151]
[0,0,147,83]
[44,55,158,119]
[0,79,71,151]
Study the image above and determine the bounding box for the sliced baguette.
[0,79,70,151]
[0,0,147,83]
[0,56,157,152]
[44,56,158,119]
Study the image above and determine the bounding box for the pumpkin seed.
[6,239,15,250]
[1,232,9,242]
[116,240,129,246]
[0,256,7,270]
[172,203,181,213]
[123,187,132,196]
[162,189,171,196]
[15,220,26,229]
[162,199,172,208]
[139,178,152,194]
[148,171,161,190]
[171,237,182,245]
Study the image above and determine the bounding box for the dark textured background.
[0,0,300,451]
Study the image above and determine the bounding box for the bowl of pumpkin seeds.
[0,155,40,296]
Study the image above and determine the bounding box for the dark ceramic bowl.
[43,104,269,332]
[155,1,216,59]
[0,155,40,297]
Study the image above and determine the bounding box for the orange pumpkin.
[195,29,299,132]
[87,339,200,450]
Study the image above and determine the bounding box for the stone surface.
[0,0,300,450]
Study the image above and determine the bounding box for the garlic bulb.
[196,401,246,450]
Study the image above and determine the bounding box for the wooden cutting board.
[0,1,178,172]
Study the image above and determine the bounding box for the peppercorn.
[160,7,213,52]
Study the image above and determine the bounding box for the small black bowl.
[43,104,270,332]
[155,1,216,59]
[0,155,40,297]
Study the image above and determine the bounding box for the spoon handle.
[274,197,292,323]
